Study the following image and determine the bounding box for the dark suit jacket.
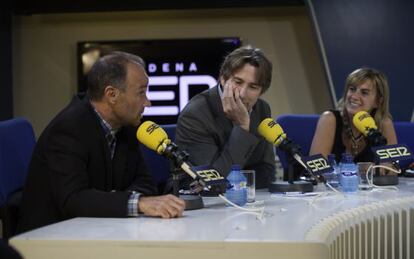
[175,86,275,188]
[17,94,157,233]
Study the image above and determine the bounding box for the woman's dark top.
[330,110,374,163]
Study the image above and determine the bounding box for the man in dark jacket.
[175,46,276,189]
[18,52,185,233]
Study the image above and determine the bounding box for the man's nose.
[144,96,151,107]
[239,85,247,98]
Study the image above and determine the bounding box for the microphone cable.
[365,164,401,191]
[308,184,345,207]
[310,164,402,206]
[218,194,266,220]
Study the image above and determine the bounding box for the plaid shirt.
[93,110,117,159]
[91,103,141,216]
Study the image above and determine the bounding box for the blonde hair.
[337,67,392,131]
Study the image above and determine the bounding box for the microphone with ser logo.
[136,121,227,196]
[258,118,331,193]
[258,119,307,168]
[353,111,387,147]
[352,111,413,185]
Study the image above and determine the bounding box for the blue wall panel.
[307,0,414,121]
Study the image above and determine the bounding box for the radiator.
[305,196,414,259]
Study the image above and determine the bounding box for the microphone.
[258,118,324,193]
[258,118,307,170]
[353,111,407,186]
[352,111,387,147]
[136,121,226,194]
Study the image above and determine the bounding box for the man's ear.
[104,86,118,104]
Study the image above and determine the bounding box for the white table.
[10,178,414,259]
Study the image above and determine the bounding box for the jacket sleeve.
[125,145,158,196]
[248,102,276,188]
[45,124,137,218]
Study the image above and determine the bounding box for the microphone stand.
[268,140,314,193]
[165,144,204,210]
[367,130,399,186]
[171,168,204,210]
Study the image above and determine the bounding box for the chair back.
[275,114,320,170]
[140,124,176,192]
[0,118,35,239]
[0,118,35,206]
[394,121,414,168]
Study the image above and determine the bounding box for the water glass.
[357,162,374,191]
[241,170,255,203]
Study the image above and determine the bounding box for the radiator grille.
[306,197,414,259]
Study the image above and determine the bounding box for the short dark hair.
[87,51,145,100]
[219,46,272,93]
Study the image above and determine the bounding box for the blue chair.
[394,121,414,168]
[275,114,320,171]
[140,124,176,193]
[0,118,36,239]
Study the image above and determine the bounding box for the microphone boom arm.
[162,142,206,187]
[136,121,225,193]
[279,138,324,183]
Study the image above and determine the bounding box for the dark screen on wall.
[77,38,241,124]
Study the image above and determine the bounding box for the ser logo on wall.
[144,61,216,117]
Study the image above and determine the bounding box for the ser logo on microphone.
[267,119,277,128]
[372,144,412,162]
[302,154,333,175]
[196,169,225,182]
[307,158,329,171]
[356,112,371,121]
[146,123,160,134]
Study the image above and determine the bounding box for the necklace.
[346,124,364,156]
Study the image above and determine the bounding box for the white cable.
[306,164,401,208]
[325,182,343,194]
[218,194,265,220]
[309,185,345,207]
[308,191,329,206]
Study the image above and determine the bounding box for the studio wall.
[12,7,330,136]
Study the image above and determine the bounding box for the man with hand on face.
[175,46,275,189]
[18,52,185,234]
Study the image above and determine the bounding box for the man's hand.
[222,81,250,131]
[138,194,185,218]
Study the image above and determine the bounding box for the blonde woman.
[310,68,397,165]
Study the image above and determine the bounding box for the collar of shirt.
[218,83,224,99]
[90,101,119,138]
